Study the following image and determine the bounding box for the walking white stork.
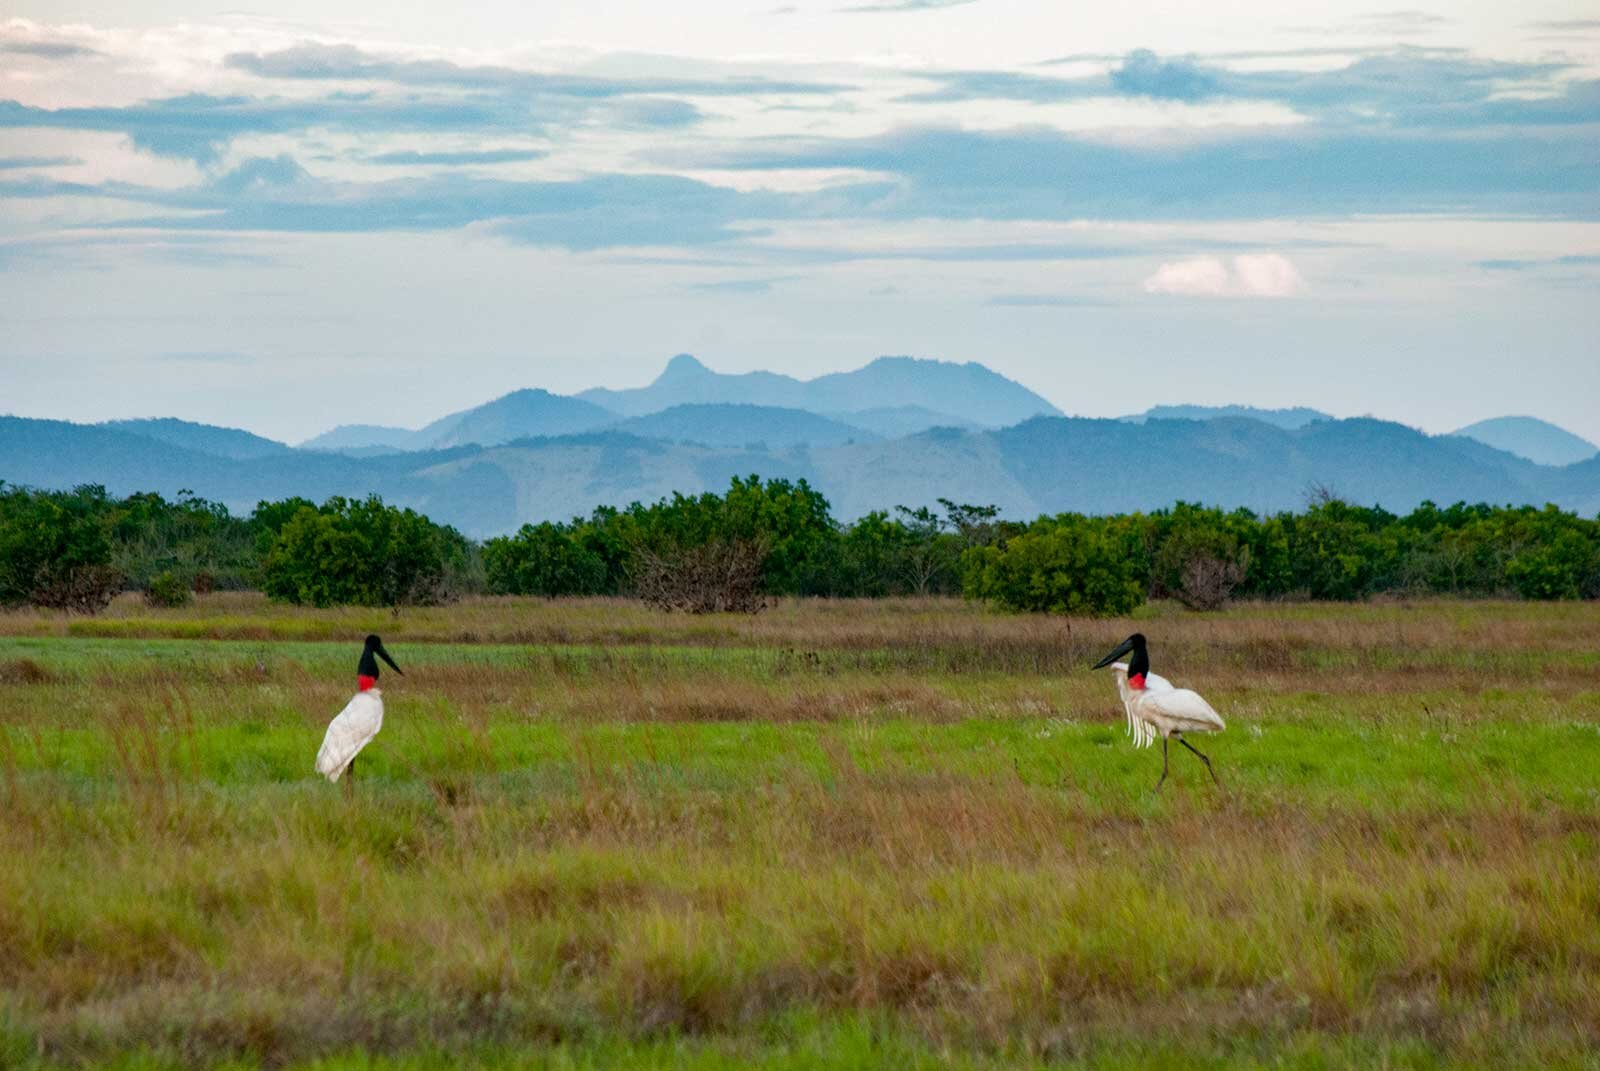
[315,634,402,784]
[1092,633,1224,790]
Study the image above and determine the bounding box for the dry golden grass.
[3,590,1594,655]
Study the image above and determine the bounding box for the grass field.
[1,594,1598,1069]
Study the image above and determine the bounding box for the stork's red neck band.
[358,675,377,692]
[1128,673,1146,691]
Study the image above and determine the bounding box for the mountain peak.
[424,388,614,449]
[578,352,1059,424]
[1450,415,1598,467]
[657,354,711,382]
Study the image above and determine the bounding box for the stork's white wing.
[315,691,384,781]
[1142,688,1225,733]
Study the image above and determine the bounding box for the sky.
[1,1,1598,445]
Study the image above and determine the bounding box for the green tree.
[483,522,609,596]
[259,495,471,607]
[0,483,122,612]
[1496,506,1600,599]
[962,513,1147,615]
[1282,500,1401,600]
[621,476,843,597]
[1146,502,1257,608]
[837,511,913,597]
[104,491,256,591]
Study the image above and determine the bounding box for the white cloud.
[1232,253,1305,296]
[1142,256,1231,295]
[1142,253,1304,297]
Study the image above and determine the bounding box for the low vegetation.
[0,596,1596,1068]
[3,481,1599,616]
[259,495,477,608]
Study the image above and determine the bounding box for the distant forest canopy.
[1,479,1597,616]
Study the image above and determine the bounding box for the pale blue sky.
[1,1,1597,443]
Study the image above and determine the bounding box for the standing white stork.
[1092,633,1224,790]
[315,634,402,784]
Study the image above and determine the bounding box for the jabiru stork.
[315,634,402,784]
[1093,633,1224,790]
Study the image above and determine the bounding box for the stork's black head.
[1092,633,1148,671]
[358,634,403,680]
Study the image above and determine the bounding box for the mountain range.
[576,354,1054,426]
[3,355,1596,537]
[300,356,1025,453]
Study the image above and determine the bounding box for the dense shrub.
[962,514,1148,615]
[1282,500,1400,600]
[1147,503,1256,610]
[834,510,916,597]
[2,480,1597,612]
[484,522,609,596]
[1503,523,1600,599]
[260,496,474,607]
[0,484,122,613]
[618,476,839,596]
[144,570,192,608]
[108,491,257,591]
[30,564,125,614]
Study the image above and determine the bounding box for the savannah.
[2,593,1597,1070]
[6,0,1599,1068]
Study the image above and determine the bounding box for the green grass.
[2,597,1598,1069]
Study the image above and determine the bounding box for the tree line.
[2,479,1597,615]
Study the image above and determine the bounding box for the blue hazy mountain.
[1122,404,1333,430]
[300,356,1040,454]
[0,416,466,511]
[1450,416,1598,467]
[299,390,616,452]
[607,404,880,448]
[8,359,1597,535]
[578,354,1061,427]
[104,417,292,460]
[824,405,980,438]
[424,389,616,448]
[7,411,1597,539]
[299,424,421,452]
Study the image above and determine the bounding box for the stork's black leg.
[1178,736,1221,788]
[1154,736,1170,792]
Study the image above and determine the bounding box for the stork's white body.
[1108,662,1224,748]
[315,688,383,781]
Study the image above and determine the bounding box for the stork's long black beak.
[1092,637,1135,669]
[377,645,403,675]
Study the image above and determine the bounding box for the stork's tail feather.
[1123,705,1155,748]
